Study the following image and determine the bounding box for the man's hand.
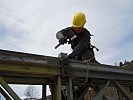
[59,38,67,44]
[55,37,67,49]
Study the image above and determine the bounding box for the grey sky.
[0,0,133,65]
[0,0,133,64]
[0,0,133,97]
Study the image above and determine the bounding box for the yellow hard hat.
[72,12,86,27]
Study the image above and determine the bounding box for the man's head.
[72,12,86,33]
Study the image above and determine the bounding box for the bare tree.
[24,85,39,99]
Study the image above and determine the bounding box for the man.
[56,12,99,63]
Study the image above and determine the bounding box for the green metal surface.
[57,76,61,100]
[0,86,12,100]
[0,76,20,100]
[0,63,60,76]
[0,49,133,100]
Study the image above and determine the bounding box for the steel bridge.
[0,49,133,100]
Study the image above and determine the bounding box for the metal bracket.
[60,57,70,77]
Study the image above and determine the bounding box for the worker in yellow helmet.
[56,12,99,63]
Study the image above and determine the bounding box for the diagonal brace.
[0,86,12,100]
[0,76,20,100]
[77,86,90,100]
[112,80,132,100]
[95,80,110,100]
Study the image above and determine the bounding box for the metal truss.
[0,49,133,100]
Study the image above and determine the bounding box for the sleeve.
[56,31,65,40]
[56,27,71,40]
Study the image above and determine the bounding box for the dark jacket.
[56,27,93,60]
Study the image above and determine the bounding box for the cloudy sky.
[0,0,133,98]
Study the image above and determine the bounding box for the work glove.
[59,38,67,45]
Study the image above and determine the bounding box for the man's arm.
[55,29,69,49]
[55,27,75,49]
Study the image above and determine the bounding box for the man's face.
[73,27,83,33]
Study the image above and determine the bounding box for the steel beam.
[2,76,50,85]
[77,86,89,100]
[0,86,12,100]
[51,85,56,100]
[0,49,133,100]
[70,61,133,81]
[0,49,133,82]
[112,80,132,100]
[42,84,46,100]
[56,76,61,100]
[0,63,60,77]
[67,77,73,100]
[117,90,123,100]
[95,80,110,100]
[0,76,20,100]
